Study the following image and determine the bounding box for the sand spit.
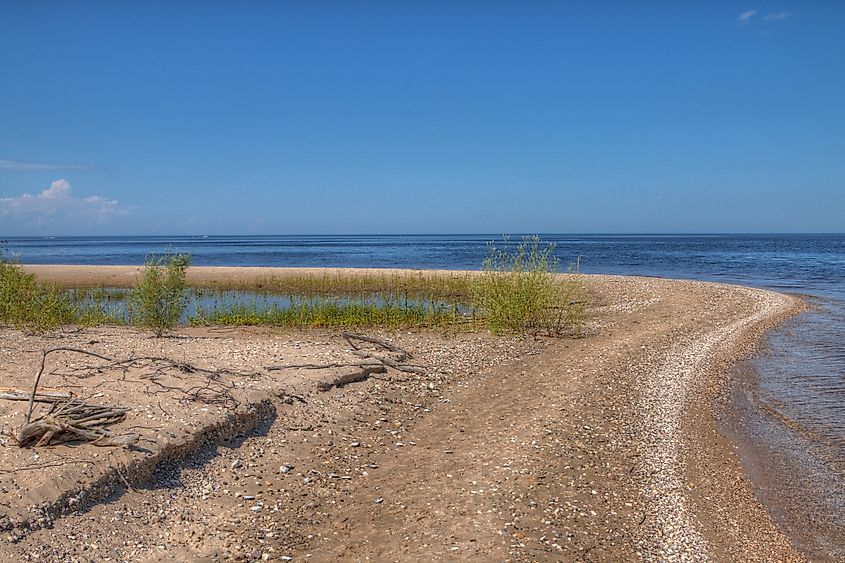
[0,269,808,561]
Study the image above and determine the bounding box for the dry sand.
[0,268,809,561]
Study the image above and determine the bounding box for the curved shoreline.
[3,266,813,560]
[644,284,805,561]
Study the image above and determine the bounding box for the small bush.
[129,254,191,336]
[471,236,584,335]
[0,261,76,332]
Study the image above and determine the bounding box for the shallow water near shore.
[6,233,845,555]
[71,288,467,325]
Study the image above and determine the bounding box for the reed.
[470,236,585,335]
[192,295,463,329]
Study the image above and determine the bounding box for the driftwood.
[316,364,387,392]
[55,355,260,409]
[26,347,114,424]
[0,389,72,402]
[3,346,261,448]
[14,397,138,448]
[0,347,139,447]
[265,333,426,377]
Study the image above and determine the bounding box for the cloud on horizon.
[737,10,757,24]
[738,9,794,25]
[763,10,792,22]
[0,179,128,235]
[0,159,101,172]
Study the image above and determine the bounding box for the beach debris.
[0,346,137,448]
[10,394,137,448]
[3,345,261,448]
[265,332,427,392]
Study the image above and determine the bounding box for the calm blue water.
[4,234,844,295]
[4,233,845,455]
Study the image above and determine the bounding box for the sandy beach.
[0,267,808,561]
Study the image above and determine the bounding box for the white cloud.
[38,178,72,199]
[0,159,100,172]
[737,10,757,23]
[763,10,792,22]
[1,179,127,234]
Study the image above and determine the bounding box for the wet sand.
[722,357,845,561]
[0,266,814,561]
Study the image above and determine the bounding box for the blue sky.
[1,2,843,235]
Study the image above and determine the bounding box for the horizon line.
[3,232,844,239]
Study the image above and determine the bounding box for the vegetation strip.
[2,237,586,335]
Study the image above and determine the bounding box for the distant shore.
[4,266,814,560]
[21,264,479,288]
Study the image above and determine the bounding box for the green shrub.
[471,236,584,335]
[129,254,191,336]
[0,261,76,332]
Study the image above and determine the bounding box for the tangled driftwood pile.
[2,345,260,448]
[0,347,138,448]
[13,394,137,448]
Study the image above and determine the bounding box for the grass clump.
[0,260,76,332]
[471,236,584,335]
[128,254,191,336]
[193,295,462,329]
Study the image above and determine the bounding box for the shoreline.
[1,265,818,560]
[723,334,845,560]
[674,284,806,560]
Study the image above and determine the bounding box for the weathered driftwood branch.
[0,389,72,402]
[26,347,114,424]
[264,333,426,394]
[316,365,388,392]
[342,332,410,359]
[348,349,427,374]
[265,359,379,370]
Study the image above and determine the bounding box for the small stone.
[231,460,242,469]
[374,497,384,504]
[279,465,292,474]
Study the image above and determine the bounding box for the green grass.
[192,296,463,329]
[0,261,77,332]
[197,270,474,302]
[470,236,585,335]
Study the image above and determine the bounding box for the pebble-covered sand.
[0,270,809,561]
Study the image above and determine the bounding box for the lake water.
[4,233,844,552]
